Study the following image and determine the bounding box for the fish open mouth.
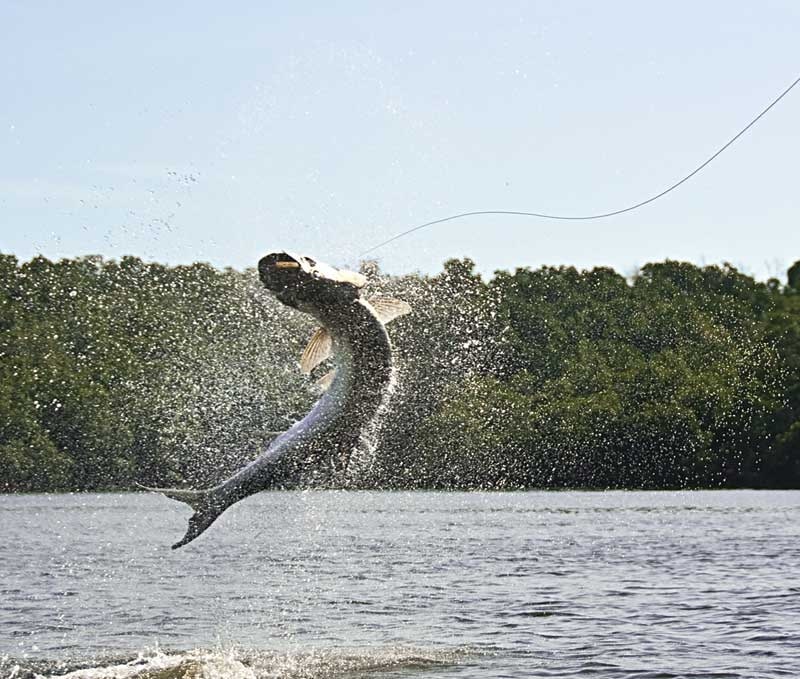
[258,252,308,293]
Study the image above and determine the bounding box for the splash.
[15,645,474,679]
[342,366,399,487]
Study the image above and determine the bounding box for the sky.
[1,1,798,280]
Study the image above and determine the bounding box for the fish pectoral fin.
[300,327,332,374]
[315,369,336,392]
[367,296,412,324]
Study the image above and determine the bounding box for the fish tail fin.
[136,483,225,549]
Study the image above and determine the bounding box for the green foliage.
[0,254,310,491]
[400,259,795,489]
[760,276,800,485]
[0,252,798,491]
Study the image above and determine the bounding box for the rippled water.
[1,490,799,678]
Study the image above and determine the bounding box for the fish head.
[258,251,367,312]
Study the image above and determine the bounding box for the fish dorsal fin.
[315,369,336,392]
[368,296,412,324]
[300,327,332,375]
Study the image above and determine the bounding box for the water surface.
[1,490,798,677]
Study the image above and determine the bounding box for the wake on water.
[1,645,476,679]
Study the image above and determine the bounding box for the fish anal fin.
[368,296,412,324]
[300,327,332,375]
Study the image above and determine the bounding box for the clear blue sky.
[1,1,798,279]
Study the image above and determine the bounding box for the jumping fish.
[144,252,410,548]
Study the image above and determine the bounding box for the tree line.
[1,252,798,492]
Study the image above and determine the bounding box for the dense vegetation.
[1,253,799,492]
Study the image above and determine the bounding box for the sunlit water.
[1,490,798,678]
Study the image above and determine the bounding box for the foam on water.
[3,646,473,679]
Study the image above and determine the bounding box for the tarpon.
[145,251,410,549]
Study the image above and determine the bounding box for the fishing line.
[359,73,800,257]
